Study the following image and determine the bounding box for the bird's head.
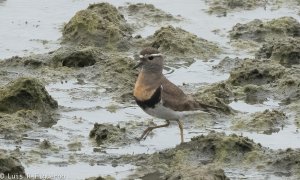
[133,47,163,73]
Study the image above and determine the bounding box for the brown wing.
[161,76,209,112]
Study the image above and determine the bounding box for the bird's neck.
[138,69,163,85]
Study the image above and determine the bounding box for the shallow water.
[25,163,135,180]
[229,99,280,113]
[1,0,300,179]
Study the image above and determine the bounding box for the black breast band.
[135,86,161,109]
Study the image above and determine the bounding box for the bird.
[133,47,220,143]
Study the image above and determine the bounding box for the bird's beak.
[133,61,143,69]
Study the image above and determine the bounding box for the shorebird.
[133,47,219,143]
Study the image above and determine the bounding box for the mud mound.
[229,59,286,86]
[233,110,287,134]
[278,69,300,102]
[227,58,299,103]
[119,3,181,27]
[0,150,25,176]
[230,17,300,42]
[243,84,269,104]
[193,82,234,114]
[51,47,99,68]
[48,46,136,101]
[150,26,221,60]
[206,0,265,15]
[62,3,132,49]
[0,46,137,102]
[0,78,58,135]
[85,176,115,180]
[256,37,300,67]
[127,132,259,179]
[133,165,228,180]
[186,132,261,163]
[0,78,57,113]
[271,149,300,177]
[213,56,243,73]
[97,55,137,102]
[89,123,126,145]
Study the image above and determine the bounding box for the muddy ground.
[0,1,300,180]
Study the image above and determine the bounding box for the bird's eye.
[148,56,154,60]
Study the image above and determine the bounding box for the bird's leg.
[139,120,170,141]
[176,119,184,143]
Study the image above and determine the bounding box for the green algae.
[98,55,137,102]
[0,46,137,102]
[39,139,52,149]
[233,110,287,133]
[229,17,300,43]
[189,132,262,163]
[85,176,115,180]
[256,37,300,67]
[0,78,58,136]
[229,39,261,53]
[243,84,264,94]
[89,123,126,145]
[277,67,300,102]
[47,46,136,101]
[213,56,243,73]
[125,132,262,179]
[119,3,182,28]
[243,84,268,104]
[0,150,25,176]
[295,108,300,128]
[264,17,300,36]
[130,150,229,180]
[193,82,234,114]
[0,77,57,113]
[271,148,300,177]
[201,82,234,103]
[67,141,83,151]
[206,0,265,15]
[149,26,221,60]
[51,46,99,68]
[62,3,132,49]
[229,59,286,86]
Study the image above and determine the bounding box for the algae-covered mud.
[0,78,58,137]
[148,26,222,60]
[0,149,25,176]
[229,16,300,52]
[62,3,132,50]
[0,0,300,179]
[119,3,183,29]
[206,0,300,15]
[206,0,266,15]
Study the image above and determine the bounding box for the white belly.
[143,102,184,120]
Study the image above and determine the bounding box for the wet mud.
[233,109,287,134]
[256,37,300,67]
[0,1,300,179]
[0,150,25,177]
[89,123,127,145]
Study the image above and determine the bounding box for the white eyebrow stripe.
[139,53,162,58]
